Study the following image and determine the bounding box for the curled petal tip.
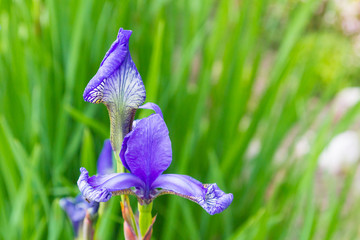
[77,168,112,202]
[151,175,232,215]
[100,28,132,67]
[117,28,132,41]
[199,184,233,215]
[140,102,164,119]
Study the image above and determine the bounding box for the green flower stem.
[123,196,138,235]
[113,151,126,203]
[107,104,124,155]
[112,130,138,236]
[114,150,124,174]
[138,202,153,237]
[98,202,106,216]
[108,106,141,236]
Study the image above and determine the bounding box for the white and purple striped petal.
[151,174,233,215]
[83,28,145,107]
[83,28,146,152]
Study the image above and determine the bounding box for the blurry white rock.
[295,135,311,158]
[333,87,360,117]
[318,131,360,174]
[246,139,261,160]
[334,0,360,35]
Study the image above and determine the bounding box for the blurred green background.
[1,0,360,239]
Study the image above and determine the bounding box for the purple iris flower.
[60,195,99,236]
[60,140,113,235]
[83,28,146,152]
[78,104,233,215]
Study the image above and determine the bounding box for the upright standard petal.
[83,28,146,152]
[97,139,114,175]
[151,174,233,215]
[120,114,172,189]
[77,167,144,202]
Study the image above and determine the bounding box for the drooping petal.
[83,28,145,107]
[120,114,172,189]
[97,139,114,175]
[59,195,98,236]
[77,167,145,202]
[151,174,233,215]
[139,102,164,119]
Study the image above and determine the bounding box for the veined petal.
[77,168,144,202]
[101,56,146,108]
[97,139,114,175]
[151,174,233,215]
[121,102,164,171]
[83,28,146,152]
[139,102,164,119]
[83,28,145,108]
[120,114,172,188]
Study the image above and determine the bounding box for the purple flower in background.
[96,139,114,175]
[60,195,99,236]
[60,140,113,235]
[78,104,233,215]
[83,28,146,152]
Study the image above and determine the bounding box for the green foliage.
[0,0,359,239]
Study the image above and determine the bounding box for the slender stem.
[114,150,124,174]
[112,134,138,236]
[138,202,153,237]
[98,202,106,216]
[123,195,138,235]
[107,105,140,236]
[82,212,94,240]
[113,151,126,203]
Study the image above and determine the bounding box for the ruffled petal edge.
[151,174,233,215]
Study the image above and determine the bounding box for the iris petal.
[97,140,114,175]
[83,28,146,152]
[151,174,233,215]
[77,167,144,202]
[59,197,87,235]
[120,114,172,188]
[59,195,99,236]
[139,102,164,119]
[83,28,145,107]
